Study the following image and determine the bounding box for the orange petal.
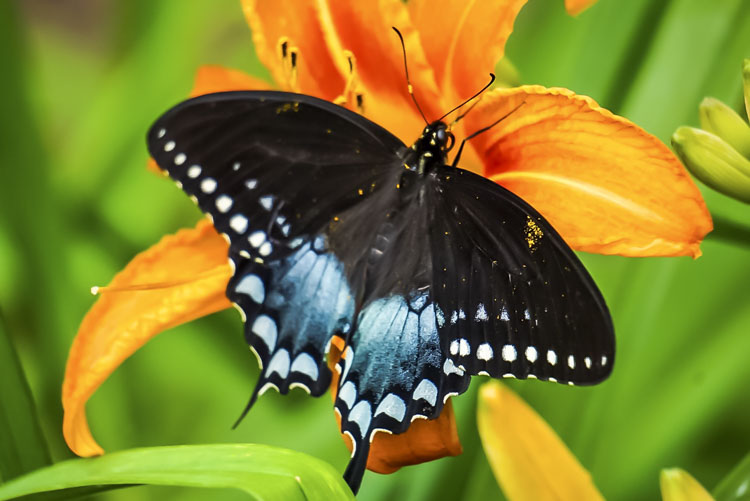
[242,0,344,101]
[354,400,462,475]
[465,86,712,257]
[316,0,445,144]
[565,0,598,16]
[189,64,272,97]
[329,341,461,474]
[408,0,528,104]
[62,220,232,457]
[478,381,604,501]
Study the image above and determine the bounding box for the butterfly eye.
[436,128,446,142]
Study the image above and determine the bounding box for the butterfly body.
[147,91,614,493]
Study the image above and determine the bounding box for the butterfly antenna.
[439,73,496,123]
[451,100,526,168]
[392,27,429,125]
[451,87,487,125]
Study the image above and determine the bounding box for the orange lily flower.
[63,0,712,484]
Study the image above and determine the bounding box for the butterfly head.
[406,121,455,174]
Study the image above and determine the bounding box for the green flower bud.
[699,97,750,159]
[672,126,750,204]
[744,59,750,122]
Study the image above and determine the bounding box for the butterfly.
[146,87,614,493]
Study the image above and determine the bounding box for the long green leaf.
[0,310,51,483]
[714,451,750,501]
[0,444,354,501]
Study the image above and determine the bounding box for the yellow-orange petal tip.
[660,468,715,501]
[478,381,604,501]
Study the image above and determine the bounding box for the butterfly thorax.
[403,121,454,175]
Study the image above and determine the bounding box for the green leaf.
[713,452,750,501]
[0,444,355,501]
[0,311,51,483]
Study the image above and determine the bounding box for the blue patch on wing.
[228,238,355,413]
[335,291,469,492]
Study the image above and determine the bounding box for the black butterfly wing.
[327,168,469,493]
[334,289,470,493]
[427,166,614,385]
[147,91,405,263]
[225,239,355,406]
[147,91,406,402]
[330,161,614,492]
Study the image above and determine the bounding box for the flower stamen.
[276,36,300,93]
[90,265,229,295]
[334,50,365,114]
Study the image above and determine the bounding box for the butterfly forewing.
[147,91,405,262]
[427,166,614,384]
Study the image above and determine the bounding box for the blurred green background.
[1,0,749,499]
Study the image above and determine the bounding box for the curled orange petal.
[189,64,272,97]
[466,86,712,257]
[565,0,598,16]
[316,0,445,144]
[478,381,604,501]
[242,0,344,100]
[329,338,461,473]
[62,220,232,457]
[409,0,528,104]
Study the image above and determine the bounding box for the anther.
[334,50,362,111]
[276,37,300,92]
[278,37,289,60]
[356,93,365,114]
[288,47,299,92]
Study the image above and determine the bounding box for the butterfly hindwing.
[334,289,470,493]
[325,168,470,492]
[427,166,614,385]
[227,237,355,407]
